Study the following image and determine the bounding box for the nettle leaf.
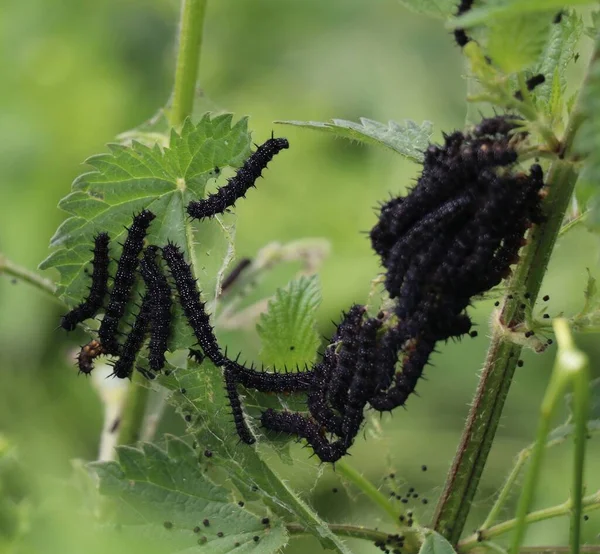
[156,361,352,554]
[575,53,600,233]
[534,10,583,116]
[277,117,433,163]
[397,0,456,19]
[89,437,288,553]
[449,1,596,29]
[487,12,552,73]
[39,114,251,349]
[418,531,458,554]
[257,275,322,369]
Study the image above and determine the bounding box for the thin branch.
[458,490,600,552]
[0,254,61,304]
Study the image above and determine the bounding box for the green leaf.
[155,362,352,554]
[418,531,458,554]
[574,51,600,231]
[397,0,456,19]
[90,436,288,553]
[448,1,596,29]
[487,13,552,73]
[277,118,433,162]
[548,420,600,442]
[257,275,322,368]
[534,10,583,115]
[39,113,252,349]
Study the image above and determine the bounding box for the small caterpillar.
[260,409,347,463]
[110,293,152,379]
[98,210,155,355]
[77,339,105,375]
[186,137,289,220]
[140,246,172,372]
[224,366,255,445]
[162,242,225,366]
[220,257,252,294]
[61,233,110,331]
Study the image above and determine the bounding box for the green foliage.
[396,0,456,19]
[277,118,433,163]
[489,14,551,74]
[534,10,583,118]
[90,437,288,553]
[449,0,597,29]
[39,114,250,348]
[257,275,322,368]
[156,360,352,554]
[575,51,600,233]
[417,531,457,554]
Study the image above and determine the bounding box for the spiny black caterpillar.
[62,210,164,377]
[64,119,543,462]
[98,209,155,355]
[60,232,110,331]
[187,136,289,220]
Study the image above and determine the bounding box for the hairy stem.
[459,490,600,552]
[116,370,151,446]
[170,0,208,127]
[432,33,600,542]
[286,522,389,543]
[0,254,61,304]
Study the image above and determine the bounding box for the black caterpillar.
[98,209,155,355]
[64,118,544,463]
[454,0,474,47]
[61,233,110,331]
[187,137,289,220]
[139,246,172,372]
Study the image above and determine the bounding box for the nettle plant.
[3,1,600,553]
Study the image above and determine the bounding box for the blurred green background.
[0,0,598,552]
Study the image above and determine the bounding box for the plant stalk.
[459,490,600,551]
[170,0,208,127]
[116,370,151,446]
[432,31,600,541]
[0,254,61,304]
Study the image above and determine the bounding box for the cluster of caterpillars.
[61,117,544,463]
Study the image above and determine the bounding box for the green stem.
[480,449,529,531]
[286,522,387,542]
[335,460,401,527]
[554,320,590,554]
[432,32,600,542]
[116,370,151,446]
[459,490,600,552]
[481,428,580,531]
[432,160,578,544]
[170,0,208,127]
[286,522,421,552]
[519,544,600,554]
[508,338,571,553]
[0,254,61,304]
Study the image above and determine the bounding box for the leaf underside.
[277,117,433,163]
